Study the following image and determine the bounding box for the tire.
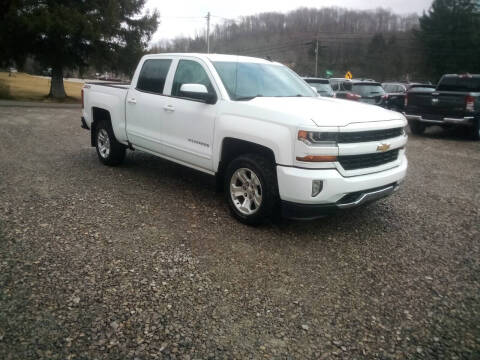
[472,118,480,141]
[95,120,126,166]
[408,120,426,135]
[224,154,279,225]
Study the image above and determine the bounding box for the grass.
[0,72,82,103]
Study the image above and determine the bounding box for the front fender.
[213,114,294,171]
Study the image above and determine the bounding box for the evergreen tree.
[417,0,480,79]
[2,0,158,99]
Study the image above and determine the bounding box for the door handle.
[127,98,136,104]
[163,104,175,112]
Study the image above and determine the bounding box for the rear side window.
[437,76,480,92]
[330,80,339,91]
[352,84,385,96]
[136,59,172,94]
[309,82,334,95]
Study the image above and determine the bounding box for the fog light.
[312,180,323,197]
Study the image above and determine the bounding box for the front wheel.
[408,120,426,135]
[224,154,279,225]
[95,120,126,166]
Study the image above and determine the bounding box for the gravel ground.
[0,106,479,359]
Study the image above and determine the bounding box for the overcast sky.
[146,0,433,43]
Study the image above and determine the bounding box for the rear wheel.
[95,120,126,166]
[224,154,278,225]
[408,120,426,135]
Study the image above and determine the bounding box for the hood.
[240,96,403,127]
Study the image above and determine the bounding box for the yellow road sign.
[345,71,352,79]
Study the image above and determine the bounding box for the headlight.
[298,130,337,146]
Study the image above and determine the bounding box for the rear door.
[161,58,219,171]
[125,58,173,153]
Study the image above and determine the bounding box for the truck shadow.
[94,150,394,236]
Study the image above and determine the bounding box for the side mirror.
[179,83,217,104]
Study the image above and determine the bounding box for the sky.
[146,0,434,43]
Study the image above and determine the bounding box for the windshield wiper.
[235,94,263,101]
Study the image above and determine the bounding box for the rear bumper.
[404,113,475,126]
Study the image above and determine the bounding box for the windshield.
[308,82,334,95]
[212,61,315,100]
[352,84,385,97]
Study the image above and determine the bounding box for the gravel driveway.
[0,106,479,359]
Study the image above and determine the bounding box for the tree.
[152,7,421,81]
[0,0,29,69]
[366,33,388,81]
[4,0,158,99]
[417,0,480,79]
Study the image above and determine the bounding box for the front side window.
[213,61,314,100]
[171,60,215,97]
[136,59,172,94]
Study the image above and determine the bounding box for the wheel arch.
[216,137,277,191]
[90,107,112,146]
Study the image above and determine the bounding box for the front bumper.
[277,156,407,219]
[405,114,475,126]
[282,183,399,220]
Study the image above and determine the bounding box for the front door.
[161,59,218,171]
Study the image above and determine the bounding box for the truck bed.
[85,82,130,89]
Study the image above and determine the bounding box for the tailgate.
[406,92,433,114]
[430,92,468,117]
[406,91,469,118]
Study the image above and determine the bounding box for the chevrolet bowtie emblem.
[377,143,391,152]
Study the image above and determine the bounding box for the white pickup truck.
[81,53,408,224]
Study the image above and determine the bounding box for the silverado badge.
[377,143,391,152]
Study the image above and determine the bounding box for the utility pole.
[206,12,211,54]
[315,38,319,77]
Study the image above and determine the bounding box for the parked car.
[330,78,387,107]
[302,77,335,97]
[404,74,480,140]
[81,53,407,224]
[382,82,434,111]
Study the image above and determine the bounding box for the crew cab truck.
[404,74,480,140]
[81,53,408,225]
